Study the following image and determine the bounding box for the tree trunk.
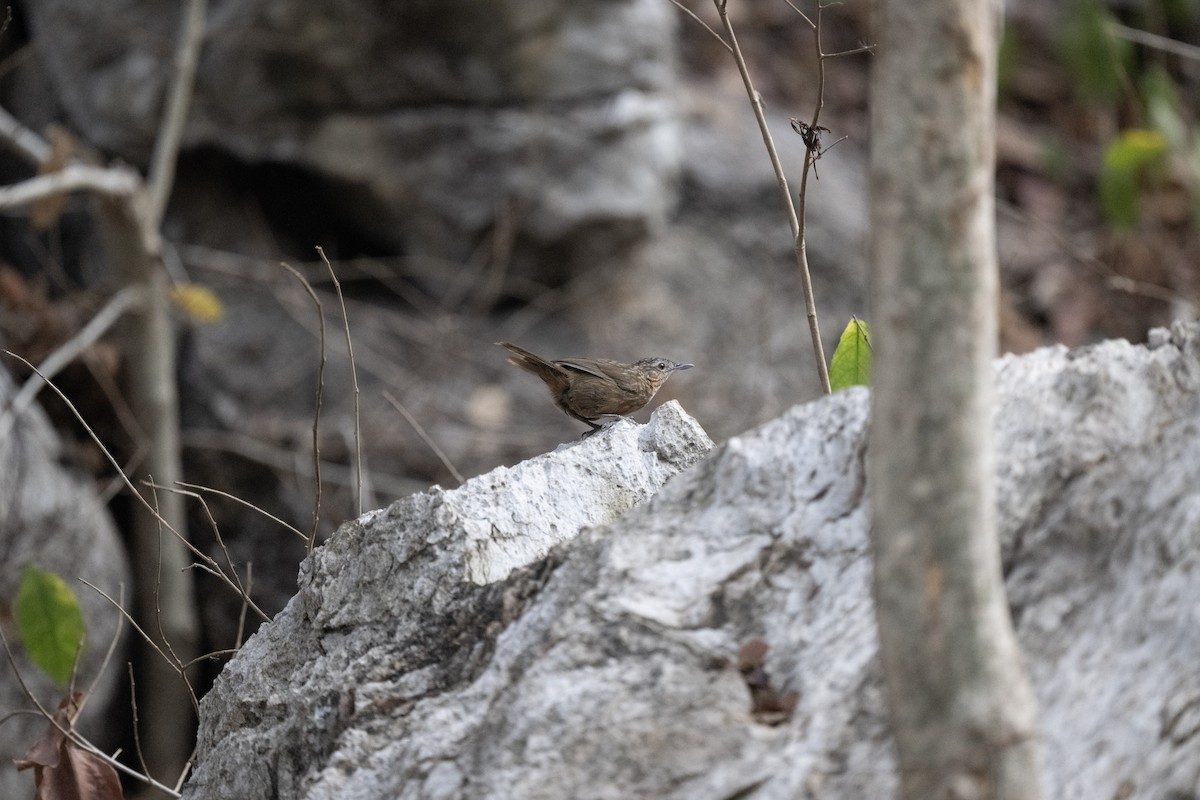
[867,0,1045,797]
[97,192,200,788]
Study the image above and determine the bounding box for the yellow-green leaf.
[1099,129,1168,229]
[829,317,872,391]
[14,566,85,686]
[170,283,224,322]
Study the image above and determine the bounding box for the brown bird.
[497,341,693,435]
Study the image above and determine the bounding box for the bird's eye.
[656,361,667,371]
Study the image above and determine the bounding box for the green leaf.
[829,317,872,391]
[1099,129,1168,229]
[14,566,85,686]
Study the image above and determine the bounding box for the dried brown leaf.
[14,693,123,800]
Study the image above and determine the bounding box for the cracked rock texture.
[182,324,1200,800]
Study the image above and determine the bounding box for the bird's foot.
[579,415,628,439]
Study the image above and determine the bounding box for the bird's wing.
[556,359,617,382]
[580,359,651,394]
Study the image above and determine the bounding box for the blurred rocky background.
[0,0,1197,791]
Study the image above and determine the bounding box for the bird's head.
[635,357,694,390]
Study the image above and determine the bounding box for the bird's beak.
[673,363,694,372]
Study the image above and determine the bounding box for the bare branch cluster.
[673,0,873,395]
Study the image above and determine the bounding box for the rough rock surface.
[180,400,713,799]
[0,368,132,800]
[21,0,679,265]
[182,322,1200,800]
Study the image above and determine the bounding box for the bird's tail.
[496,341,566,383]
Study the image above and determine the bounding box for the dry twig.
[1108,21,1200,62]
[80,578,200,716]
[176,480,306,542]
[0,164,141,208]
[317,245,364,515]
[146,481,268,621]
[281,261,327,553]
[711,0,833,393]
[2,352,270,625]
[0,285,143,441]
[383,390,466,485]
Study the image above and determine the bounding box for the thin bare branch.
[382,390,465,485]
[1,350,187,535]
[780,0,816,28]
[178,429,424,497]
[175,481,306,541]
[713,0,831,393]
[146,0,208,230]
[1109,21,1200,61]
[75,584,128,720]
[317,245,364,515]
[173,757,195,794]
[143,481,270,621]
[144,479,203,719]
[127,664,152,779]
[716,4,798,238]
[0,627,56,726]
[810,3,828,132]
[280,260,326,553]
[0,353,270,628]
[79,579,200,715]
[183,562,227,581]
[182,649,239,670]
[81,348,147,482]
[0,709,46,726]
[0,164,140,209]
[668,0,733,51]
[0,286,144,441]
[823,135,848,154]
[158,482,237,587]
[0,103,51,162]
[236,563,251,649]
[148,481,267,615]
[824,42,876,58]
